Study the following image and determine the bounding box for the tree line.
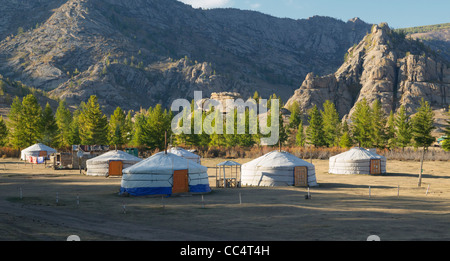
[1,92,449,154]
[288,98,450,152]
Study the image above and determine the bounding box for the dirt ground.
[0,156,450,241]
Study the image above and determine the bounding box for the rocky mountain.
[285,23,450,131]
[0,0,372,114]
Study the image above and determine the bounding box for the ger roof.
[87,150,142,163]
[242,150,313,168]
[169,147,201,159]
[22,143,57,153]
[123,152,207,174]
[330,147,385,162]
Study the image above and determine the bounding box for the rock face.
[0,0,372,114]
[285,23,450,119]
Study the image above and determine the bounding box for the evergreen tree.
[78,95,109,145]
[197,111,211,147]
[371,100,387,148]
[395,105,412,150]
[295,120,306,147]
[224,109,240,148]
[443,105,450,151]
[68,109,81,145]
[55,99,72,148]
[131,111,147,147]
[288,101,302,129]
[351,98,373,148]
[252,91,260,103]
[0,116,8,147]
[411,98,435,187]
[7,97,23,149]
[209,109,226,147]
[142,104,172,150]
[339,121,353,148]
[109,106,127,146]
[40,103,59,147]
[123,111,134,145]
[16,94,43,148]
[278,108,288,145]
[321,100,341,147]
[239,108,256,147]
[385,110,396,149]
[339,132,353,149]
[306,105,325,147]
[411,99,435,149]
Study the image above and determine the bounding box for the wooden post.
[165,131,167,153]
[418,147,425,187]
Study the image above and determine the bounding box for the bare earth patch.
[0,157,449,241]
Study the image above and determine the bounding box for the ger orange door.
[370,159,381,175]
[109,161,123,176]
[173,169,189,194]
[294,166,308,187]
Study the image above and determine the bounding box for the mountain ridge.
[0,0,372,113]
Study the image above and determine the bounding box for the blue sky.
[178,0,450,29]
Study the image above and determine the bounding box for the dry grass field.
[0,156,449,241]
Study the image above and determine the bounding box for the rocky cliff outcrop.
[0,0,372,114]
[285,23,450,120]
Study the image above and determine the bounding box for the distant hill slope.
[395,23,450,62]
[0,0,372,114]
[0,74,58,118]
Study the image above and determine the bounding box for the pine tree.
[209,109,226,147]
[339,132,353,149]
[78,95,108,145]
[411,98,435,187]
[411,99,435,149]
[40,103,59,147]
[385,110,396,149]
[295,120,306,147]
[198,111,211,147]
[239,108,256,147]
[371,100,387,148]
[7,96,23,149]
[224,109,240,148]
[0,116,8,147]
[443,106,450,151]
[131,111,147,147]
[68,109,81,146]
[252,91,260,103]
[109,106,126,146]
[395,105,412,150]
[351,98,373,148]
[185,100,200,146]
[123,111,134,145]
[55,99,72,148]
[142,104,172,150]
[18,94,43,148]
[288,101,302,129]
[321,100,341,147]
[339,121,353,148]
[306,105,325,147]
